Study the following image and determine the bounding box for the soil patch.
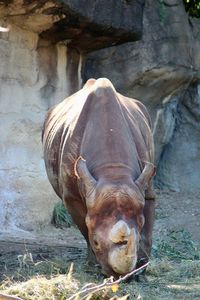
[155,190,200,243]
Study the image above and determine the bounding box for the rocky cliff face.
[0,0,144,232]
[84,0,200,192]
[0,25,72,232]
[0,0,199,234]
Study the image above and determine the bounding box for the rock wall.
[0,24,83,232]
[155,82,200,192]
[83,0,200,192]
[0,0,144,233]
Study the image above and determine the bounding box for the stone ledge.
[0,0,144,52]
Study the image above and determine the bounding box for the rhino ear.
[135,162,156,191]
[74,156,97,208]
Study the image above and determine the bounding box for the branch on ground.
[67,262,149,300]
[0,294,24,300]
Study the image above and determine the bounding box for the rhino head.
[75,157,155,277]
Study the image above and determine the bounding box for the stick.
[0,26,10,32]
[0,294,23,300]
[67,262,149,300]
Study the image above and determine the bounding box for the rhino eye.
[93,237,101,250]
[94,240,99,247]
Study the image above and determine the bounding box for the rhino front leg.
[87,244,98,265]
[137,197,155,269]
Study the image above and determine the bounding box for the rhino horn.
[109,228,137,275]
[74,156,97,208]
[135,162,156,191]
[109,220,131,243]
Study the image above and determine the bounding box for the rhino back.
[77,86,153,181]
[43,79,153,199]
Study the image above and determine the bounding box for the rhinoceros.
[42,78,156,277]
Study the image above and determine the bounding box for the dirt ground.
[0,190,200,299]
[155,190,200,244]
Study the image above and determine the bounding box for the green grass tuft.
[52,202,73,228]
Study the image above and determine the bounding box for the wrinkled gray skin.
[42,78,156,277]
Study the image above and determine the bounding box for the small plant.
[52,202,73,228]
[183,0,200,18]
